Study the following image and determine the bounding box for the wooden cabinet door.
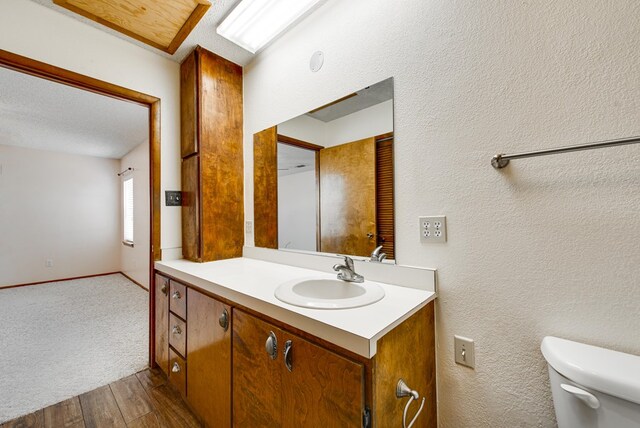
[186,288,231,428]
[232,310,283,427]
[282,332,365,428]
[154,274,169,375]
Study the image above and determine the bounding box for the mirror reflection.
[254,78,394,261]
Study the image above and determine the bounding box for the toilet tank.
[541,336,640,428]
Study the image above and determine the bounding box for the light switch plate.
[454,335,475,368]
[419,216,447,243]
[165,191,182,206]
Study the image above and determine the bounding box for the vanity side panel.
[373,302,436,428]
[154,273,170,375]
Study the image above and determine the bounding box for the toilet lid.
[541,336,640,405]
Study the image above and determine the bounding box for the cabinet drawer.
[169,348,187,396]
[169,280,187,320]
[169,313,186,357]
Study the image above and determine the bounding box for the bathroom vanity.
[153,254,437,427]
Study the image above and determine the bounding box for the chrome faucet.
[333,256,364,283]
[370,245,387,262]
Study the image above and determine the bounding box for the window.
[123,177,134,246]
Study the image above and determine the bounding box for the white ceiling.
[30,0,255,65]
[0,66,149,159]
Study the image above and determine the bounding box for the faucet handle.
[342,256,355,270]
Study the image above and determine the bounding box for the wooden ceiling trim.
[52,0,211,54]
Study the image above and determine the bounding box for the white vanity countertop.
[155,258,436,358]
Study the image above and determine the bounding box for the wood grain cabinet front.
[168,348,187,397]
[186,288,232,428]
[154,274,170,375]
[232,310,365,428]
[153,271,437,428]
[180,46,244,262]
[169,280,187,320]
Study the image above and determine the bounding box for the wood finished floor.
[1,369,202,428]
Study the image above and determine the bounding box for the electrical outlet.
[419,216,446,243]
[454,335,475,368]
[245,221,253,234]
[45,259,54,268]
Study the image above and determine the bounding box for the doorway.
[0,49,161,422]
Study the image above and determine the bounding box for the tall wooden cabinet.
[181,46,244,262]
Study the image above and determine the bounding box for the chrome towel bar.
[491,135,640,169]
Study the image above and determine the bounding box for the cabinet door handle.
[161,282,167,295]
[172,290,181,299]
[284,340,293,372]
[172,325,182,335]
[172,362,181,373]
[265,331,277,360]
[219,309,229,331]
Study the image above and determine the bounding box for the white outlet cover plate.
[419,216,447,243]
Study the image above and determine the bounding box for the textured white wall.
[0,0,181,260]
[244,0,640,426]
[0,145,120,286]
[120,141,150,289]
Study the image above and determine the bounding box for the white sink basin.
[274,278,385,309]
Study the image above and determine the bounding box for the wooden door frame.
[0,49,162,368]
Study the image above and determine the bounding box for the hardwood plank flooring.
[79,385,126,428]
[1,410,43,428]
[1,369,201,428]
[43,397,84,428]
[110,376,153,423]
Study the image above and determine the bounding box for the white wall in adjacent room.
[0,0,182,259]
[120,140,150,289]
[277,169,317,252]
[323,99,393,147]
[0,145,121,286]
[276,100,393,148]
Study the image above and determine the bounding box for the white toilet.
[541,336,640,427]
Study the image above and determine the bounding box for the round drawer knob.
[219,309,229,331]
[172,362,181,373]
[265,331,277,360]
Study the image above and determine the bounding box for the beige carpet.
[0,274,149,423]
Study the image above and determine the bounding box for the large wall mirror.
[254,78,395,262]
